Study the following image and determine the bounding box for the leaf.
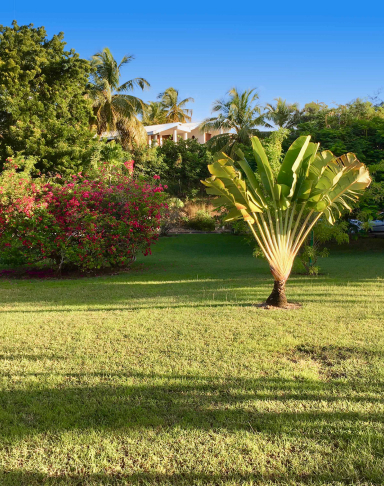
[223,208,243,221]
[251,137,276,201]
[277,135,311,197]
[307,152,371,213]
[235,148,266,208]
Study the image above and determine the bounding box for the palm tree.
[142,101,167,126]
[89,47,150,148]
[157,88,194,123]
[203,135,371,307]
[265,97,300,128]
[200,88,270,156]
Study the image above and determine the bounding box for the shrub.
[160,198,184,236]
[131,139,213,198]
[185,210,216,232]
[0,157,166,272]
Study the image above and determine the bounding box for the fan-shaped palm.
[157,88,194,123]
[142,101,167,126]
[90,47,150,148]
[265,97,300,128]
[202,136,371,307]
[200,88,270,156]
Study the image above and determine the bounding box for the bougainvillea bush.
[0,157,166,272]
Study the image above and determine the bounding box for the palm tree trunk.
[266,279,287,307]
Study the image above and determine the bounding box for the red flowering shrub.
[0,157,166,271]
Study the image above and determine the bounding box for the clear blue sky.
[2,0,383,121]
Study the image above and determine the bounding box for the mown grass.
[0,234,383,485]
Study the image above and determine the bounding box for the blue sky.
[1,0,383,121]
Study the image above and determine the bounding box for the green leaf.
[251,136,275,201]
[277,135,311,198]
[235,148,266,208]
[223,208,242,221]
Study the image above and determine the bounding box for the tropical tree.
[89,47,150,148]
[142,101,167,125]
[157,88,194,123]
[0,22,94,174]
[200,88,270,156]
[265,97,300,128]
[202,136,371,307]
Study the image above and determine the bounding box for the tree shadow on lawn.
[0,469,375,486]
[1,374,383,443]
[1,276,383,311]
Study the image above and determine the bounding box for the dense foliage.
[0,156,166,271]
[132,139,213,197]
[0,22,95,174]
[291,101,384,219]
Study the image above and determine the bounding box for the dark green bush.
[186,210,216,231]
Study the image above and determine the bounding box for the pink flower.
[124,160,134,175]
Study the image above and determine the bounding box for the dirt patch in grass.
[290,344,373,380]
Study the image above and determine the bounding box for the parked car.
[349,216,384,233]
[369,219,384,233]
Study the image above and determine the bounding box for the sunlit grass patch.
[0,234,383,485]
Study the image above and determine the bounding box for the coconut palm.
[200,88,270,156]
[157,87,194,123]
[265,97,300,128]
[89,47,150,148]
[202,136,371,307]
[142,101,167,126]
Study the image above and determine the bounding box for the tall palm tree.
[157,88,194,123]
[200,88,270,156]
[265,97,300,128]
[89,47,150,148]
[142,101,167,126]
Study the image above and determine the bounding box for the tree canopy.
[200,88,270,156]
[0,21,95,174]
[157,88,194,123]
[89,47,149,148]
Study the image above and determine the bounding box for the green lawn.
[0,234,384,485]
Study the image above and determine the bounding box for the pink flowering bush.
[0,157,166,272]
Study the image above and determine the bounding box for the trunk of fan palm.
[266,279,287,307]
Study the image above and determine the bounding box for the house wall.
[147,126,228,146]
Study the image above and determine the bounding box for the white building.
[144,122,226,146]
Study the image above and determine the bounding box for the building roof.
[144,122,202,135]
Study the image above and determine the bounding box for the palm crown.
[157,87,194,123]
[202,135,371,306]
[265,97,300,128]
[89,47,150,147]
[142,101,167,126]
[200,88,270,156]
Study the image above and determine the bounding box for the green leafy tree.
[0,21,95,174]
[89,47,149,148]
[200,88,270,156]
[203,136,371,307]
[157,88,194,123]
[291,100,384,222]
[132,139,212,197]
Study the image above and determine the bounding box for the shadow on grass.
[0,469,375,486]
[1,374,383,443]
[1,276,383,312]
